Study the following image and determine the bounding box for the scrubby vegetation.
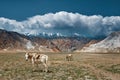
[0,52,120,80]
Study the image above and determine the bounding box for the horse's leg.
[31,58,36,71]
[43,63,48,72]
[71,56,73,61]
[31,58,35,66]
[66,56,68,61]
[35,60,39,68]
[70,56,72,61]
[68,57,70,61]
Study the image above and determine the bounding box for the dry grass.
[0,52,120,80]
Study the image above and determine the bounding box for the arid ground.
[0,52,120,80]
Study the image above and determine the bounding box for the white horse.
[25,52,48,72]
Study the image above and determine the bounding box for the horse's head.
[25,52,29,61]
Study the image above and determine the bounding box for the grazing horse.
[25,52,48,72]
[66,54,73,61]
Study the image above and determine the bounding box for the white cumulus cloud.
[0,11,120,38]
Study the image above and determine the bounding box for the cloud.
[0,11,120,38]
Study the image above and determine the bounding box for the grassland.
[0,52,120,80]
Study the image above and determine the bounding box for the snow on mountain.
[0,29,91,52]
[25,32,85,39]
[80,31,120,53]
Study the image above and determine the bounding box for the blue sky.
[0,0,120,38]
[0,0,120,21]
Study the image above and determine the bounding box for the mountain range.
[0,29,120,53]
[0,29,90,52]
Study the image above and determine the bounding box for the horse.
[66,54,73,61]
[25,52,48,72]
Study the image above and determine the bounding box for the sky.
[0,0,120,21]
[0,0,120,38]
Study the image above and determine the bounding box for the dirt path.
[81,63,120,80]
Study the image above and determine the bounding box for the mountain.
[29,35,90,52]
[0,29,90,52]
[0,29,29,50]
[79,31,120,53]
[49,37,90,52]
[0,29,57,52]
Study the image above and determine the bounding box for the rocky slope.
[0,29,55,52]
[0,29,28,50]
[79,31,120,53]
[0,29,90,52]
